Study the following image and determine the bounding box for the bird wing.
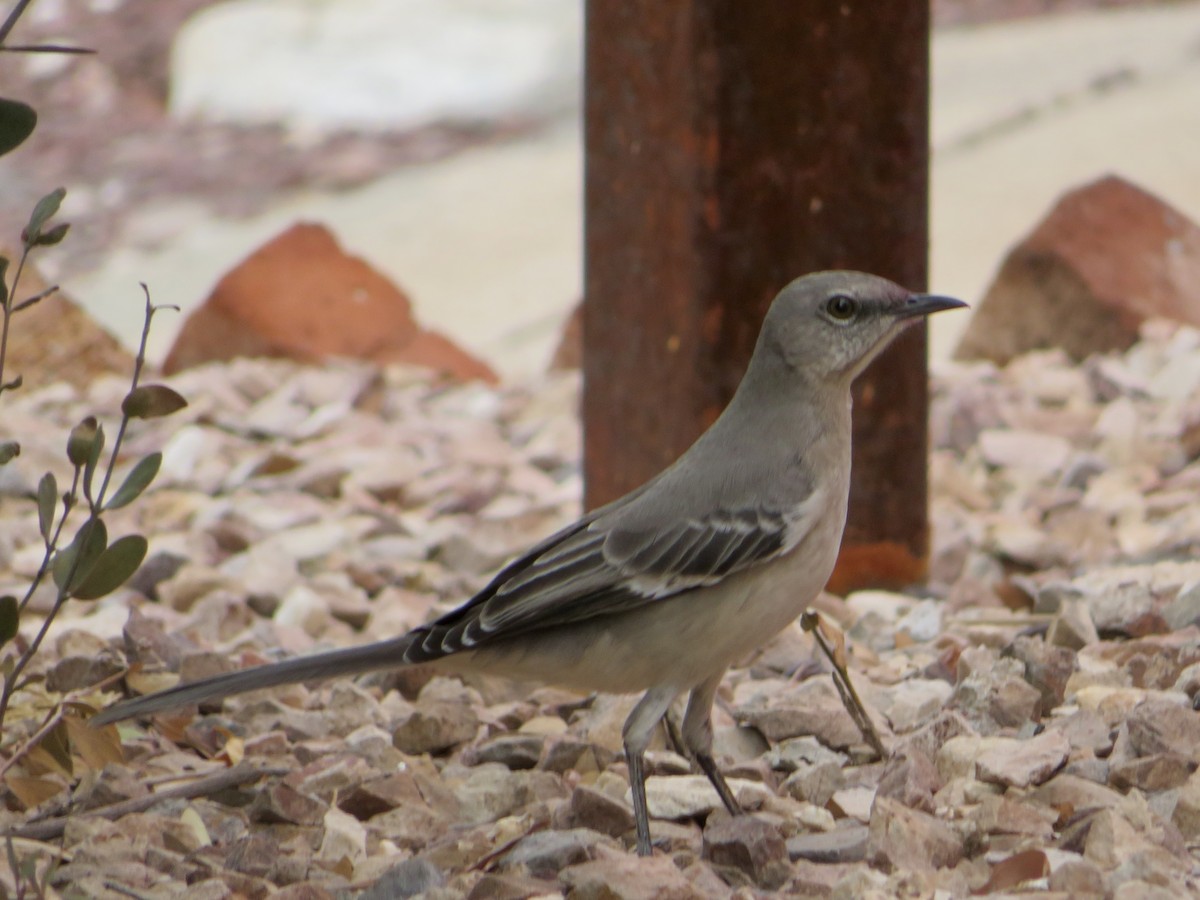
[404,494,819,662]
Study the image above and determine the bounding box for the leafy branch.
[0,189,186,783]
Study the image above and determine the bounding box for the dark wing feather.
[401,504,800,663]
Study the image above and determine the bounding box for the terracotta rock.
[956,175,1200,365]
[549,301,582,370]
[0,248,133,388]
[164,223,496,382]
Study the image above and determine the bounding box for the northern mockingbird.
[94,270,965,856]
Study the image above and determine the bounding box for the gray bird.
[93,270,965,856]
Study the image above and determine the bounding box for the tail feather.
[91,635,418,726]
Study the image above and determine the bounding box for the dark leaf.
[122,385,187,420]
[37,472,56,543]
[51,518,107,592]
[72,535,147,600]
[33,222,68,246]
[66,416,99,467]
[105,452,161,510]
[83,422,105,501]
[0,97,36,157]
[0,595,17,646]
[0,441,18,465]
[25,186,65,242]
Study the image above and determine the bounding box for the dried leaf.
[27,721,72,778]
[105,452,161,510]
[64,715,123,769]
[216,732,245,766]
[3,775,65,810]
[179,806,212,848]
[36,471,56,543]
[122,385,187,420]
[72,534,148,600]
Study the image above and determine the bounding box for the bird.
[93,270,965,856]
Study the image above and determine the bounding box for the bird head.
[756,270,967,384]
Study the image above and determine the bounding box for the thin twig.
[5,764,291,841]
[11,285,58,313]
[0,0,35,45]
[0,44,93,54]
[94,286,167,508]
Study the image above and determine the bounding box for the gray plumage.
[92,270,965,856]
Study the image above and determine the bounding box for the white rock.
[317,806,367,865]
[632,775,771,820]
[172,0,583,132]
[845,590,915,623]
[877,679,954,733]
[895,599,943,643]
[978,428,1071,473]
[976,730,1070,788]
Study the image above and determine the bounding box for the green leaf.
[0,441,19,465]
[121,384,187,420]
[0,595,18,646]
[37,472,56,543]
[105,452,161,510]
[66,416,99,467]
[51,518,107,592]
[25,187,65,243]
[0,98,36,157]
[72,535,147,600]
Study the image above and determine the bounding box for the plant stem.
[94,286,160,509]
[0,245,30,396]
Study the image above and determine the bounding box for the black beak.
[895,293,969,320]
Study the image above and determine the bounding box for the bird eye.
[825,294,857,321]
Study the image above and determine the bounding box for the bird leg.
[622,685,680,857]
[683,672,741,816]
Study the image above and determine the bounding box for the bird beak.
[895,293,969,320]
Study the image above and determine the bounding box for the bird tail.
[90,634,420,726]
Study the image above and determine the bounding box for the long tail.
[91,634,420,726]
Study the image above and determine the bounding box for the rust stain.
[827,541,927,595]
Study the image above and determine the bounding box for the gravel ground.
[0,316,1199,895]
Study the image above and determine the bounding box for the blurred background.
[0,0,1197,377]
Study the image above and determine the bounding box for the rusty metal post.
[584,1,931,591]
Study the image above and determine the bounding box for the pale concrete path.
[71,2,1200,377]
